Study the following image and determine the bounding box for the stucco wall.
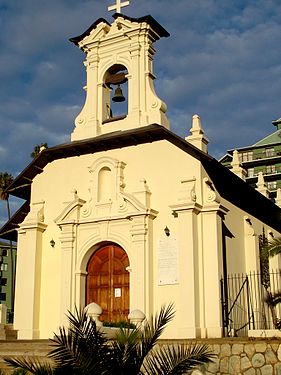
[14,138,281,340]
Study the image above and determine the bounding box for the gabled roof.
[4,125,209,201]
[0,201,30,242]
[112,13,170,38]
[69,18,111,45]
[1,124,281,241]
[254,129,281,147]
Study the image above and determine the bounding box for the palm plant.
[5,304,214,374]
[31,143,48,159]
[262,237,281,258]
[0,172,15,317]
[0,172,13,209]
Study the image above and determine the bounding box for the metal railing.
[220,270,281,336]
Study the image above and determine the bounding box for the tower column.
[70,14,170,141]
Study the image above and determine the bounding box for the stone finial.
[190,114,204,135]
[275,188,281,207]
[133,179,151,208]
[185,114,209,153]
[128,309,145,326]
[232,150,240,166]
[85,302,103,327]
[230,150,247,181]
[39,144,47,152]
[256,172,269,198]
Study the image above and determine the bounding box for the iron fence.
[220,270,281,336]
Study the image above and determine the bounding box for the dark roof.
[69,18,111,46]
[112,13,170,38]
[1,124,281,241]
[70,14,169,46]
[4,125,209,200]
[0,201,30,242]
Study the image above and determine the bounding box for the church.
[1,3,281,340]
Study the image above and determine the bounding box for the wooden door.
[86,245,129,322]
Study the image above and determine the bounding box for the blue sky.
[0,0,281,223]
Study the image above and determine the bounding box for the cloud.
[0,0,280,186]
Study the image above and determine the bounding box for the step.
[0,340,52,373]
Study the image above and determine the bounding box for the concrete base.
[248,329,281,338]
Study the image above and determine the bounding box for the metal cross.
[108,0,130,13]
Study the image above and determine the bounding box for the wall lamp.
[50,239,55,248]
[164,226,170,237]
[245,218,252,225]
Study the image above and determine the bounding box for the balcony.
[240,150,281,163]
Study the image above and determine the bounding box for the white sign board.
[158,237,179,285]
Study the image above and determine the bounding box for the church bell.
[112,84,125,102]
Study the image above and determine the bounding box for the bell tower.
[70,13,170,141]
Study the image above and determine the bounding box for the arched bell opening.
[102,64,128,123]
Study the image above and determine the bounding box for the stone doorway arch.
[86,244,130,322]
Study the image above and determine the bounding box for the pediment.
[118,192,146,213]
[81,191,157,220]
[55,197,86,225]
[107,18,138,36]
[78,22,111,48]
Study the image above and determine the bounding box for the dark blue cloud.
[0,0,281,219]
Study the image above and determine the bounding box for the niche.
[97,167,113,202]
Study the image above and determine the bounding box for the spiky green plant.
[5,304,214,374]
[262,237,281,259]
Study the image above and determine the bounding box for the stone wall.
[198,339,281,375]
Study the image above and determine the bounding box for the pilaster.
[170,201,202,338]
[130,215,149,316]
[59,223,76,326]
[201,178,227,338]
[244,217,260,272]
[130,209,156,318]
[14,201,47,339]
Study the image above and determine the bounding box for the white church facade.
[1,11,281,340]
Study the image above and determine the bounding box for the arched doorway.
[86,244,129,322]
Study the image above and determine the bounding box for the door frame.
[86,244,130,321]
[76,241,131,315]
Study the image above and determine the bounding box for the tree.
[31,143,48,159]
[5,304,214,374]
[0,172,15,319]
[0,172,13,209]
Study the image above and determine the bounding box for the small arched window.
[98,167,112,202]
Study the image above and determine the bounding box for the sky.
[0,0,281,223]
